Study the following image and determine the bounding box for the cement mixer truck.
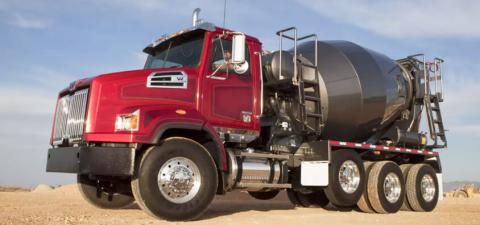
[46,9,447,220]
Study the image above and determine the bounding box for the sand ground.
[1,185,479,225]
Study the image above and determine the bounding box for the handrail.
[276,27,296,35]
[434,57,445,101]
[298,34,318,68]
[407,54,429,97]
[423,54,428,98]
[276,27,318,83]
[298,34,317,40]
[276,27,298,82]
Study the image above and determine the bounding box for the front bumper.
[46,146,135,176]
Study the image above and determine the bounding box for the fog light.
[115,109,140,131]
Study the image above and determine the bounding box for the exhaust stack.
[192,8,201,26]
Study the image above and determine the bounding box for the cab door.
[200,34,260,135]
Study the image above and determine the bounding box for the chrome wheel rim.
[157,157,201,204]
[421,174,436,202]
[338,160,361,194]
[384,172,401,203]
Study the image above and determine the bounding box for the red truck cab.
[48,23,261,174]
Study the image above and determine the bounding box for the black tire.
[287,189,313,207]
[286,189,329,208]
[295,191,315,207]
[310,190,330,208]
[131,148,155,217]
[248,190,280,200]
[324,149,365,207]
[357,161,375,213]
[367,161,405,214]
[400,164,414,211]
[405,164,439,212]
[133,137,218,221]
[77,175,134,209]
[286,189,301,206]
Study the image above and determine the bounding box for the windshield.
[144,30,205,69]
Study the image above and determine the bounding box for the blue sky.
[0,0,479,187]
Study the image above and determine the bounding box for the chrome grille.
[52,89,89,145]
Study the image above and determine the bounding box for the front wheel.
[132,138,218,221]
[77,175,134,209]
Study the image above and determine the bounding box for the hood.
[59,67,198,96]
[82,67,199,136]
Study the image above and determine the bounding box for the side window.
[210,37,250,75]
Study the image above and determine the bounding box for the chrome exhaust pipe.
[192,8,201,26]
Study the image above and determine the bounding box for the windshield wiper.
[162,41,173,68]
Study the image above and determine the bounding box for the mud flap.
[300,161,329,186]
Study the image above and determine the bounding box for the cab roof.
[143,22,260,55]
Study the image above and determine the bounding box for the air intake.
[147,71,188,89]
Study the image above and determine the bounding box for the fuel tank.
[264,41,413,142]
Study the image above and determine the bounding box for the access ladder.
[276,27,323,134]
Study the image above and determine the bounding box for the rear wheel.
[324,149,365,207]
[357,161,375,213]
[286,189,301,206]
[367,161,405,214]
[77,175,134,209]
[400,164,414,211]
[132,138,218,221]
[310,190,330,208]
[405,164,439,212]
[287,189,313,207]
[248,190,280,200]
[286,189,329,208]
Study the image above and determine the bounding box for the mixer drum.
[266,41,412,142]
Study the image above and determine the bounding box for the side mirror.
[231,33,249,74]
[232,33,246,64]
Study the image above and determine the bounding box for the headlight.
[115,109,140,131]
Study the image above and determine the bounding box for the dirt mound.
[53,184,79,194]
[32,184,54,193]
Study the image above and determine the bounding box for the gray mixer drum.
[295,41,412,142]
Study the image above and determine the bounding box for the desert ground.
[1,184,479,225]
